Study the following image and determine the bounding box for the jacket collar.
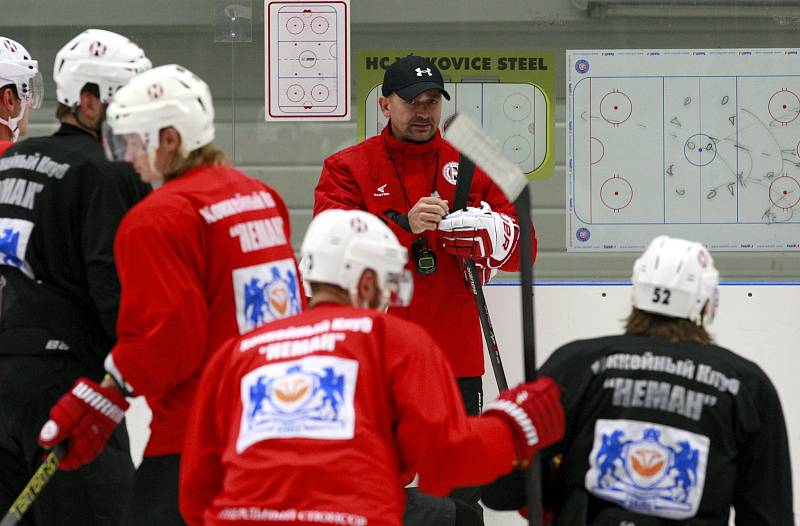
[381,121,441,157]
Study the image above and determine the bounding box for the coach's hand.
[38,377,128,470]
[482,377,564,467]
[408,196,449,234]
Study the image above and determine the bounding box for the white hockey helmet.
[53,28,151,107]
[632,235,719,324]
[0,37,43,139]
[103,64,215,163]
[299,209,413,309]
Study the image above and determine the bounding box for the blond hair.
[625,308,712,344]
[163,143,228,182]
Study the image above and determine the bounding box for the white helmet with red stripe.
[632,235,719,324]
[0,37,43,139]
[54,29,151,107]
[103,64,215,163]
[299,210,413,309]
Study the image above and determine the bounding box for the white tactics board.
[567,49,800,252]
[265,1,350,121]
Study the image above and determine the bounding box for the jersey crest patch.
[233,258,301,334]
[585,419,709,520]
[236,355,358,452]
[0,218,34,278]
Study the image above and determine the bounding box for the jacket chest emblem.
[443,161,459,185]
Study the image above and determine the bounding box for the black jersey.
[0,123,150,369]
[483,334,793,526]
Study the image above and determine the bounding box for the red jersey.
[314,125,536,377]
[180,303,517,526]
[110,164,302,456]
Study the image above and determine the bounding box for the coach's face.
[379,89,442,143]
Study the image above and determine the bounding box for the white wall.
[126,282,798,524]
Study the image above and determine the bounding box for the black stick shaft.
[465,260,508,391]
[514,187,542,526]
[453,154,509,392]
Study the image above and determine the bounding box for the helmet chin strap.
[0,99,27,141]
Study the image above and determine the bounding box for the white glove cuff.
[483,399,540,447]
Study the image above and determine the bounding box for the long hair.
[163,143,228,182]
[625,308,712,344]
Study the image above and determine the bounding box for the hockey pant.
[0,354,134,526]
[404,377,484,526]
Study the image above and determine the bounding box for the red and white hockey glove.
[482,377,565,468]
[438,201,519,268]
[459,257,497,286]
[38,377,128,470]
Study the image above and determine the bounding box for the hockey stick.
[0,444,66,526]
[444,113,542,526]
[450,153,509,392]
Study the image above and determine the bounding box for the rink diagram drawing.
[266,1,349,120]
[568,49,800,251]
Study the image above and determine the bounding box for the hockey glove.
[438,201,519,268]
[38,377,128,470]
[482,377,564,468]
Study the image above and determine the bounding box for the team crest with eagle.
[237,355,359,452]
[585,419,709,520]
[233,258,301,334]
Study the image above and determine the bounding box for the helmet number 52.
[652,287,671,305]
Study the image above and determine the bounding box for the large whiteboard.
[567,49,800,252]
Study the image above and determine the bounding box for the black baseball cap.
[381,55,451,102]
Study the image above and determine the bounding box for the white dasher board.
[265,1,350,121]
[567,49,800,252]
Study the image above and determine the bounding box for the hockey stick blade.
[444,113,527,202]
[0,444,66,526]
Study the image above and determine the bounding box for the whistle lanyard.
[383,137,440,211]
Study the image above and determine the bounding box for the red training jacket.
[314,125,536,377]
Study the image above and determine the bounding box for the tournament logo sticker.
[576,227,591,242]
[233,258,302,334]
[585,419,709,520]
[237,355,359,452]
[443,161,459,186]
[575,59,590,74]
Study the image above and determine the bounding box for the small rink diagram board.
[265,0,350,121]
[567,49,800,251]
